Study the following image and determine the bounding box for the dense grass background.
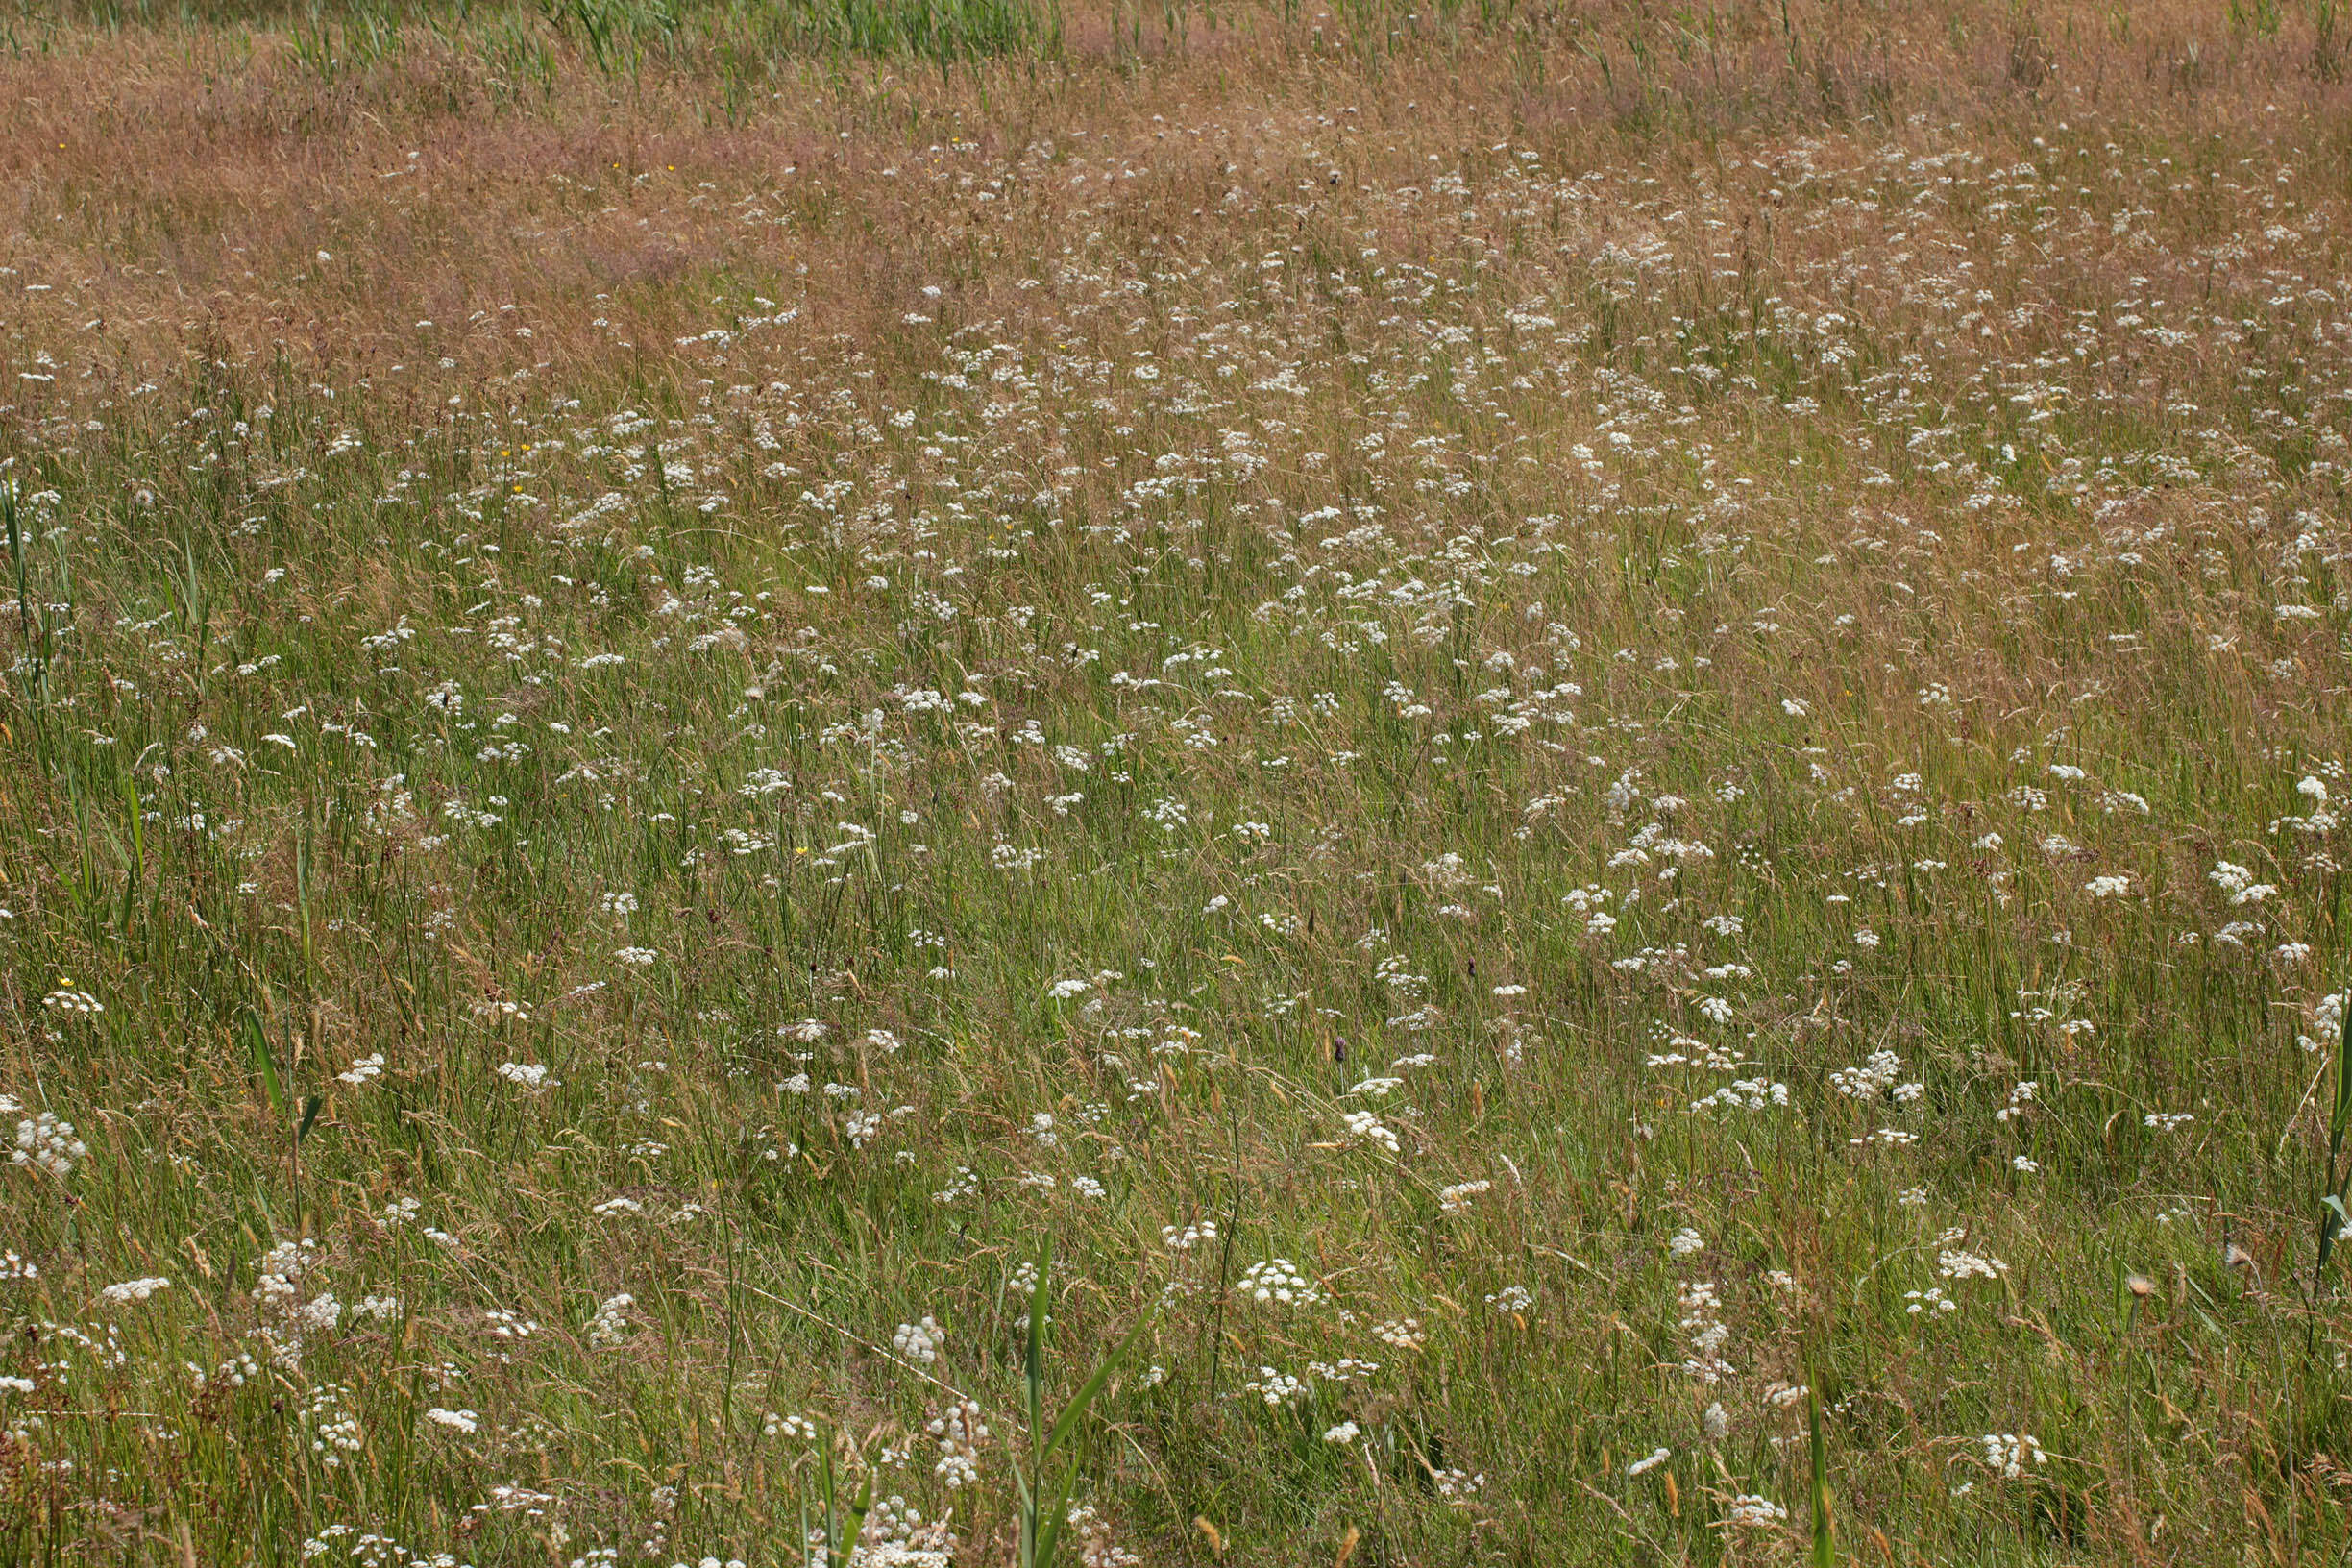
[6,0,2352,1562]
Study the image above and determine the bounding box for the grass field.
[5,0,2352,1561]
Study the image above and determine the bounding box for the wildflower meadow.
[5,0,2352,1560]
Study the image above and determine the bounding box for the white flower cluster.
[1436,1180,1491,1215]
[1936,1247,2009,1282]
[306,1384,363,1466]
[1678,1282,1730,1384]
[835,1548,949,1568]
[1829,1049,1905,1100]
[2314,993,2349,1057]
[1308,1357,1381,1383]
[863,1493,943,1559]
[98,1276,170,1305]
[14,1110,87,1178]
[892,1315,943,1364]
[587,1293,634,1348]
[1240,1366,1307,1406]
[1981,1432,2046,1479]
[295,1294,344,1334]
[927,1398,989,1488]
[40,982,103,1016]
[248,1239,332,1367]
[486,1307,540,1341]
[1063,1505,1139,1568]
[1236,1259,1323,1307]
[189,1350,259,1390]
[1689,1079,1790,1115]
[251,1240,315,1311]
[2210,861,2276,904]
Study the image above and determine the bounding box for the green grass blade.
[1025,1235,1051,1433]
[242,1008,287,1119]
[1040,1307,1152,1467]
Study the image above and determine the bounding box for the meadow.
[4,0,2352,1560]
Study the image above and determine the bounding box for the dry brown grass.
[2,0,2341,395]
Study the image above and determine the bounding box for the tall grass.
[19,0,1057,62]
[5,0,2352,1562]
